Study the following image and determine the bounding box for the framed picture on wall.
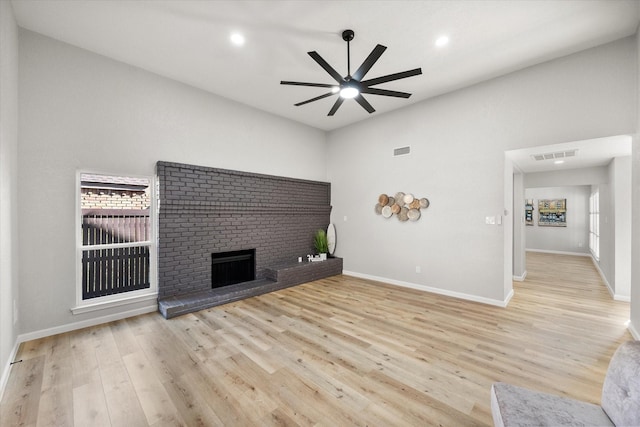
[525,199,534,226]
[538,199,567,227]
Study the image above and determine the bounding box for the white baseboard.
[587,255,631,302]
[0,339,20,403]
[591,256,615,298]
[513,271,527,282]
[343,271,512,307]
[628,321,640,340]
[2,303,157,402]
[1,304,156,401]
[526,248,590,257]
[17,304,157,343]
[504,288,514,306]
[71,292,157,315]
[614,294,631,302]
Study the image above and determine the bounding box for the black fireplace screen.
[211,249,255,288]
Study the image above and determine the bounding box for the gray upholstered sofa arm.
[491,340,640,427]
[491,382,613,426]
[601,340,640,426]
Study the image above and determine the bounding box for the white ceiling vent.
[531,149,577,161]
[394,146,411,156]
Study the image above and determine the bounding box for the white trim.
[525,248,590,257]
[343,270,512,307]
[591,255,631,302]
[82,240,153,251]
[18,305,158,344]
[0,339,20,403]
[503,288,514,306]
[589,254,623,300]
[587,254,630,302]
[513,270,527,282]
[71,292,157,315]
[2,300,158,400]
[589,190,600,260]
[75,170,158,308]
[590,255,614,297]
[628,321,640,340]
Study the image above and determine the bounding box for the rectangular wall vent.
[531,149,577,161]
[394,146,411,156]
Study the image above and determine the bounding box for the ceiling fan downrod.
[343,29,355,78]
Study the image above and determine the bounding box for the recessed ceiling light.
[230,32,245,46]
[554,160,565,165]
[435,35,449,48]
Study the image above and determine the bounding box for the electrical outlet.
[343,216,348,222]
[416,266,421,273]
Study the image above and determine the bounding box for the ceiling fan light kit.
[339,85,359,99]
[281,29,422,116]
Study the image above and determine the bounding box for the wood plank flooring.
[1,252,632,426]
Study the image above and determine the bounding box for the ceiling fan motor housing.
[342,29,355,42]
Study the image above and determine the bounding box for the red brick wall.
[81,188,150,210]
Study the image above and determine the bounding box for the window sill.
[71,292,158,315]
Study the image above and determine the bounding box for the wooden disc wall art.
[374,193,430,222]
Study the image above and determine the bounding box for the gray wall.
[520,156,632,302]
[327,37,636,305]
[523,186,590,254]
[523,166,609,257]
[586,157,632,300]
[525,166,608,188]
[512,172,526,279]
[17,30,327,336]
[0,0,20,396]
[522,163,633,297]
[633,26,640,336]
[611,157,632,299]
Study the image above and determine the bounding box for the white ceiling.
[507,135,632,174]
[11,0,640,132]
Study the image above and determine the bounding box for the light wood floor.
[1,252,632,426]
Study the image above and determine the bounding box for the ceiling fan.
[281,29,422,116]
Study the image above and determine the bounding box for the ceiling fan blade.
[361,87,412,98]
[354,94,375,114]
[361,68,422,87]
[352,44,387,81]
[294,92,336,107]
[308,51,344,83]
[281,81,336,88]
[328,97,345,116]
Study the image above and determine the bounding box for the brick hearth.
[158,257,342,318]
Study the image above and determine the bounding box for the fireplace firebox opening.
[211,249,256,289]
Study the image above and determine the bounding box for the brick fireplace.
[156,161,342,317]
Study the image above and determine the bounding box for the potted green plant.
[314,229,329,260]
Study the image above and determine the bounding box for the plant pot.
[319,253,327,261]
